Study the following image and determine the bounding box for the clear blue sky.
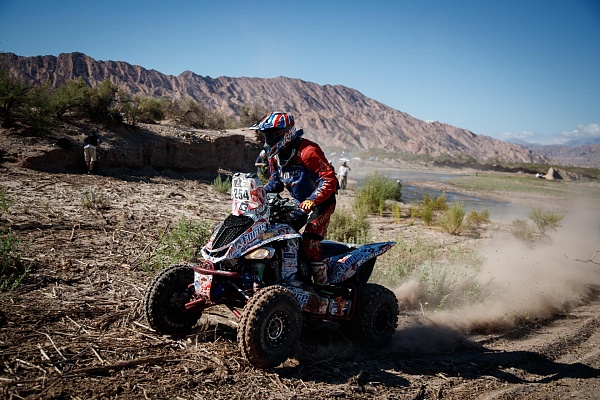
[1,0,599,145]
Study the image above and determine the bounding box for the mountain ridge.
[1,52,545,164]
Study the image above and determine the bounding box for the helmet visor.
[262,128,284,147]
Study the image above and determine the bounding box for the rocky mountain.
[518,143,600,169]
[1,52,545,163]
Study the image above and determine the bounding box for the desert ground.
[2,130,600,399]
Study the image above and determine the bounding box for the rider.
[252,111,338,285]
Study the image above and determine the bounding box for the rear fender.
[328,242,395,284]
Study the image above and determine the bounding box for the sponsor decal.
[194,272,213,298]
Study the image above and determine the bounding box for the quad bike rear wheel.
[344,283,398,348]
[144,264,200,334]
[237,285,302,369]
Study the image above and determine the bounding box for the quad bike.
[144,173,398,369]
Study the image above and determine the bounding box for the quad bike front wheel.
[144,264,200,335]
[344,283,399,348]
[237,285,302,369]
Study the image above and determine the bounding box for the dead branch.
[67,355,176,375]
[564,250,600,265]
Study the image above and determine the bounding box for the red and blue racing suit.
[264,138,338,263]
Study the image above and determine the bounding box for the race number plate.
[194,272,213,298]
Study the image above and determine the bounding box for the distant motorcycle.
[144,172,398,368]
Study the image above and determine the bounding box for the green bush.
[391,203,402,222]
[0,188,16,215]
[373,235,486,310]
[438,202,465,235]
[510,218,537,243]
[466,209,490,226]
[0,65,30,128]
[212,174,231,195]
[354,171,399,215]
[143,216,212,274]
[528,208,564,234]
[22,83,55,130]
[83,79,121,123]
[371,236,441,287]
[240,103,268,127]
[50,78,89,120]
[420,203,434,225]
[328,208,370,244]
[80,188,110,210]
[1,228,29,291]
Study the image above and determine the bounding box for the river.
[351,167,530,222]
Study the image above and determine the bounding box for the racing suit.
[264,137,338,283]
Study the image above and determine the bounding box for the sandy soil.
[2,135,600,398]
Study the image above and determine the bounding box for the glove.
[299,200,315,212]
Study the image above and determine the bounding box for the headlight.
[245,247,274,260]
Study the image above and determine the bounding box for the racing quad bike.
[144,173,398,369]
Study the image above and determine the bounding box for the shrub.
[328,208,370,244]
[354,172,398,215]
[371,236,441,287]
[21,83,55,131]
[510,218,537,243]
[143,216,212,274]
[466,209,490,226]
[528,208,564,234]
[0,188,16,215]
[0,228,29,291]
[0,65,31,128]
[433,196,448,211]
[51,78,89,120]
[420,203,434,225]
[212,174,231,195]
[138,97,169,123]
[391,203,402,222]
[80,188,110,210]
[438,202,465,235]
[83,79,120,123]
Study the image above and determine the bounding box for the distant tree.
[240,102,268,127]
[138,97,169,123]
[83,79,120,123]
[115,89,139,125]
[50,78,89,120]
[169,98,210,128]
[0,65,30,128]
[21,82,55,131]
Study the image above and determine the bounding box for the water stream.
[352,168,529,222]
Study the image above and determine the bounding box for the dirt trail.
[1,161,600,398]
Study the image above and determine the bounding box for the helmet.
[251,111,303,159]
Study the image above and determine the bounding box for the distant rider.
[252,111,338,285]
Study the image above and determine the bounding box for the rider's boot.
[310,261,329,285]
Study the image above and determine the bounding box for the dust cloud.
[394,206,600,335]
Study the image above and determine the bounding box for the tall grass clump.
[80,188,110,210]
[354,172,399,215]
[373,235,486,310]
[370,236,441,287]
[0,188,16,215]
[510,208,565,244]
[1,228,29,291]
[143,216,212,274]
[414,261,486,309]
[510,219,537,243]
[328,209,370,244]
[212,174,231,195]
[528,208,564,234]
[412,194,447,225]
[438,202,466,235]
[466,209,490,226]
